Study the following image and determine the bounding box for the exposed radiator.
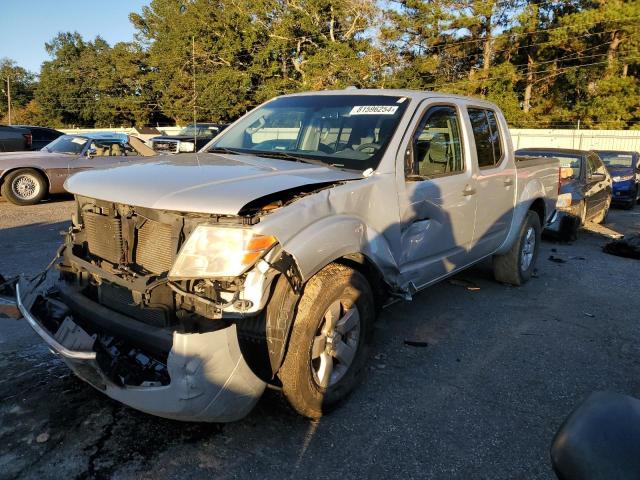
[136,219,176,274]
[84,212,123,264]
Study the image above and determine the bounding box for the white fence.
[511,129,640,151]
[61,126,640,152]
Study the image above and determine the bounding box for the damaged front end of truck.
[15,194,310,422]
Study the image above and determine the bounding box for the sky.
[0,0,150,73]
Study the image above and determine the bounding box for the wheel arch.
[0,167,51,194]
[495,195,546,256]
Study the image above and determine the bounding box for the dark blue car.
[517,148,612,240]
[595,150,640,209]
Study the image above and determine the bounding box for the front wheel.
[493,211,541,286]
[279,263,375,419]
[1,168,47,205]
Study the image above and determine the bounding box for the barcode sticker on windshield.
[349,105,399,115]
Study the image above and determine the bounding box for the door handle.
[504,177,514,187]
[462,185,476,196]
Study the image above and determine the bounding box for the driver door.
[398,102,477,288]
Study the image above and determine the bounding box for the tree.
[34,32,166,128]
[0,58,36,123]
[130,0,380,124]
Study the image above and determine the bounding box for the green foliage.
[0,58,36,123]
[5,0,640,128]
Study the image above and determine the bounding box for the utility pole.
[180,1,197,150]
[192,34,197,149]
[5,76,11,125]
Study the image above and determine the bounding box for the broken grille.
[83,211,177,274]
[84,212,123,264]
[135,219,177,274]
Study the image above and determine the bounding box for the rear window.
[597,152,635,167]
[518,151,582,179]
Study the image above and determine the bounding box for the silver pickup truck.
[17,90,558,422]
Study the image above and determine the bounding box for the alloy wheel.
[311,300,361,388]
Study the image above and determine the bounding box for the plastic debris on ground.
[603,235,640,260]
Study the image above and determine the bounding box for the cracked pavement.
[1,196,639,479]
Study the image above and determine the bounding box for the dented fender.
[254,174,402,286]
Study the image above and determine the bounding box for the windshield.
[179,125,220,139]
[597,152,635,168]
[210,94,409,170]
[43,135,88,154]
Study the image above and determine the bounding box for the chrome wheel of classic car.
[1,168,48,206]
[12,173,41,201]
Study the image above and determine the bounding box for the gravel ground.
[1,196,639,480]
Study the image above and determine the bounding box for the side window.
[592,154,606,174]
[468,108,503,168]
[468,109,494,168]
[586,155,596,177]
[406,105,464,179]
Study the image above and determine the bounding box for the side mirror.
[551,391,640,480]
[590,172,606,182]
[87,147,97,159]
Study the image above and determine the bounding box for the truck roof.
[281,88,501,109]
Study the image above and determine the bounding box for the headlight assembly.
[179,141,196,152]
[613,174,634,182]
[556,193,573,209]
[169,225,276,278]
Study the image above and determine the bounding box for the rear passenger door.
[397,102,477,287]
[466,107,516,257]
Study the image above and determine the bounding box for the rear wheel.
[493,211,541,286]
[279,263,374,419]
[1,168,47,205]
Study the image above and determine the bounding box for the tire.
[594,196,611,223]
[279,263,375,419]
[493,211,541,286]
[1,168,47,205]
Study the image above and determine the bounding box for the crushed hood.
[64,153,362,215]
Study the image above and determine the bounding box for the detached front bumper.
[16,273,266,422]
[544,208,580,238]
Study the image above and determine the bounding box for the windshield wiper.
[208,147,242,155]
[249,150,337,167]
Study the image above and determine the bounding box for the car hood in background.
[64,153,362,215]
[0,150,69,164]
[606,166,634,179]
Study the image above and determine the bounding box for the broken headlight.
[556,193,573,209]
[169,225,276,278]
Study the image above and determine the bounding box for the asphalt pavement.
[1,196,639,480]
